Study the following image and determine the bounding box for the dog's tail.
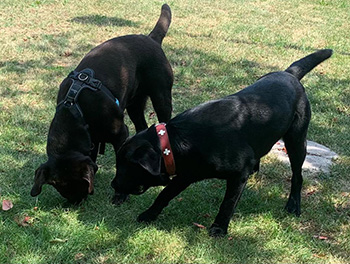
[285,49,333,80]
[148,4,172,45]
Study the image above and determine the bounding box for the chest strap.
[57,68,119,119]
[56,68,120,155]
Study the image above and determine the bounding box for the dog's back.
[170,49,332,160]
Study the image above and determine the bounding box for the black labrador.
[111,49,332,236]
[31,4,173,203]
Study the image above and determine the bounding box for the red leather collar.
[155,123,176,176]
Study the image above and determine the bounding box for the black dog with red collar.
[111,49,332,236]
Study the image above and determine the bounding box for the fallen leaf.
[203,213,211,218]
[2,200,13,211]
[313,235,329,240]
[14,215,32,227]
[313,253,326,258]
[49,238,68,244]
[306,190,316,196]
[193,222,206,229]
[149,112,156,119]
[341,192,349,197]
[177,197,183,202]
[228,236,233,240]
[62,51,72,57]
[74,253,85,260]
[277,147,288,153]
[34,206,38,211]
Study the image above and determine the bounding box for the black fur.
[31,4,173,203]
[111,49,332,236]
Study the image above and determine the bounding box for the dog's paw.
[137,210,158,223]
[285,198,301,217]
[112,192,129,205]
[209,223,227,237]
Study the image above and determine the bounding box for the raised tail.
[148,4,172,45]
[285,49,333,80]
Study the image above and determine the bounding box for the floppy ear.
[82,173,94,194]
[80,158,97,194]
[131,144,161,176]
[31,164,50,197]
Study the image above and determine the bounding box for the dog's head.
[111,131,170,196]
[31,154,98,204]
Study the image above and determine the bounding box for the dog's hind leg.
[150,88,172,124]
[127,96,148,132]
[283,133,307,216]
[148,69,173,123]
[283,117,309,216]
[283,98,310,216]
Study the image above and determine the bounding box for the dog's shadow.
[70,15,140,27]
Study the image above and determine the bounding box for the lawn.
[0,0,349,263]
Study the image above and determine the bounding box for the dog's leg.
[283,99,310,216]
[127,96,148,132]
[253,159,260,173]
[90,141,99,163]
[209,172,249,237]
[283,135,307,216]
[111,125,130,205]
[151,95,172,123]
[149,80,172,123]
[137,176,192,223]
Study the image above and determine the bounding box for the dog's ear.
[82,173,94,194]
[78,157,97,194]
[31,164,50,197]
[131,143,161,176]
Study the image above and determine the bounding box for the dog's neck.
[47,107,92,158]
[155,123,176,176]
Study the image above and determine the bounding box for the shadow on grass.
[71,15,140,27]
[2,39,349,262]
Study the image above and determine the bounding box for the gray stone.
[270,140,339,174]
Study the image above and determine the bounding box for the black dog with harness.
[31,4,174,204]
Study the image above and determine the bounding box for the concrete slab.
[270,140,339,174]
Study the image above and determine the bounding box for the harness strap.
[57,68,119,116]
[155,123,176,176]
[56,68,120,155]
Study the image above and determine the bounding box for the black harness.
[56,68,120,154]
[57,68,119,118]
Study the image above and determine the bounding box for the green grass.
[1,0,349,263]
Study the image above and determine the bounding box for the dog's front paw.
[112,192,129,205]
[209,223,227,237]
[137,210,159,223]
[285,197,301,216]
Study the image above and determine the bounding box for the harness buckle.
[78,72,89,81]
[64,100,73,107]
